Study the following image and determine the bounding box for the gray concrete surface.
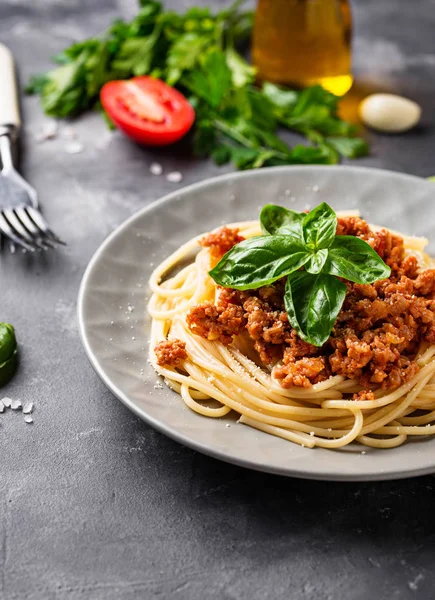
[1,1,435,598]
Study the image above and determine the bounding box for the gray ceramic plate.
[78,165,435,481]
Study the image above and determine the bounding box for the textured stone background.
[1,1,435,598]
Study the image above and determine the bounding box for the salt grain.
[35,121,58,142]
[166,171,183,183]
[2,397,12,408]
[24,415,33,424]
[312,185,319,192]
[309,431,315,437]
[64,141,84,154]
[63,126,77,139]
[22,402,34,414]
[127,305,134,313]
[408,574,424,591]
[150,162,163,176]
[11,400,22,410]
[226,424,231,428]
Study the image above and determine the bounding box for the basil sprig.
[209,202,391,346]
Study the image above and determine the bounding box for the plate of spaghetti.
[78,166,435,480]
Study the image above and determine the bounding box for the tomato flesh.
[101,76,195,146]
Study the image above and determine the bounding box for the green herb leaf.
[324,235,391,283]
[325,137,370,158]
[262,82,298,110]
[165,32,210,85]
[112,27,161,76]
[302,202,337,250]
[260,204,304,237]
[0,323,18,387]
[211,144,232,166]
[284,272,347,346]
[38,58,89,117]
[225,47,256,88]
[26,1,369,169]
[0,323,17,364]
[209,235,311,290]
[25,74,49,94]
[184,50,232,109]
[0,349,18,388]
[306,249,328,274]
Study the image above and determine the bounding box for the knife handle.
[0,43,21,129]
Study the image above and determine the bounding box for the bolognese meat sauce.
[184,221,435,390]
[155,339,188,367]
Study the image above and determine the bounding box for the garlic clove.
[359,93,421,133]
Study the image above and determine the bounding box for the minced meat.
[155,339,188,367]
[184,217,435,389]
[199,226,245,259]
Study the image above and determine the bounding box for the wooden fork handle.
[0,43,21,129]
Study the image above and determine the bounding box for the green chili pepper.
[0,323,18,386]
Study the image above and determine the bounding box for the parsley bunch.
[27,0,369,170]
[210,204,390,346]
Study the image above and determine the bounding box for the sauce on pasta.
[148,212,435,450]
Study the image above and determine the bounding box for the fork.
[0,43,64,252]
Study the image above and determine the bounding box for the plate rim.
[78,165,435,481]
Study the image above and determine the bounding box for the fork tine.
[3,208,48,250]
[14,206,57,248]
[0,213,35,252]
[26,206,66,245]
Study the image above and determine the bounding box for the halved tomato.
[100,76,195,146]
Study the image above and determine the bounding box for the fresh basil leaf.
[260,204,304,237]
[302,202,337,250]
[0,323,17,364]
[209,236,311,290]
[306,249,328,274]
[284,272,347,347]
[0,348,18,387]
[324,236,391,284]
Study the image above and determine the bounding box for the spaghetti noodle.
[148,212,435,449]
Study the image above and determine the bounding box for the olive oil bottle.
[252,0,353,96]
